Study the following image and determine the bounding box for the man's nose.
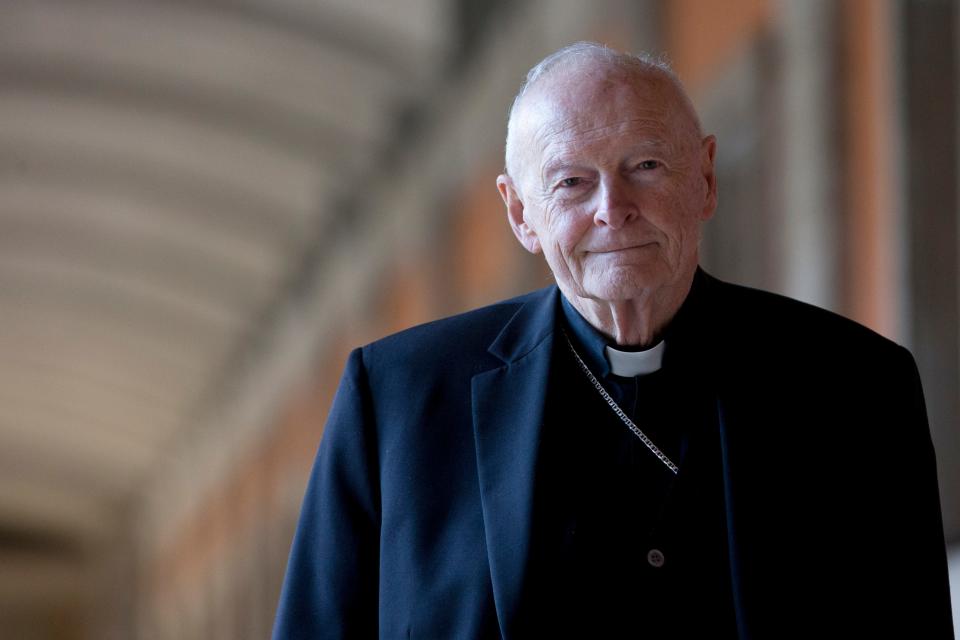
[593,177,639,229]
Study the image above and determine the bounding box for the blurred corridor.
[0,0,958,637]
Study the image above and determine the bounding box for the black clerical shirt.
[526,275,738,638]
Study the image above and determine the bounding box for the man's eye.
[559,177,583,188]
[638,160,660,170]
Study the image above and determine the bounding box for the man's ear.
[497,174,541,254]
[700,135,718,221]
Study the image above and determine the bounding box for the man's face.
[499,68,717,304]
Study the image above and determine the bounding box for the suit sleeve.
[891,345,954,637]
[272,348,381,639]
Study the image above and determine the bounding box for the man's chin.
[578,267,665,299]
[581,279,660,303]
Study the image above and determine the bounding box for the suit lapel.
[679,270,759,638]
[471,287,558,640]
[706,275,786,639]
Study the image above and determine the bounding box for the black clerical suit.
[273,267,954,639]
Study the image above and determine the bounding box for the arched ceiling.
[0,0,453,588]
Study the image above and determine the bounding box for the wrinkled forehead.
[509,65,700,176]
[535,82,674,140]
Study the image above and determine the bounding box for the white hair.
[504,42,686,177]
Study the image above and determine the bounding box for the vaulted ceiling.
[0,0,453,593]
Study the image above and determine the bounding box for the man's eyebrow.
[541,141,673,177]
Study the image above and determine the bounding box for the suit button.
[647,548,665,568]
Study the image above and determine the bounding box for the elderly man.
[273,43,953,639]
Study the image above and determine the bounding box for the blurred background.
[0,0,958,637]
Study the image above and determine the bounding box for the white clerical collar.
[605,341,665,376]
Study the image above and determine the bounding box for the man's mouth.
[591,242,656,253]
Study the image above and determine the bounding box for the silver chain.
[561,330,679,475]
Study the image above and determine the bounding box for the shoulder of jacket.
[705,273,906,358]
[357,286,554,370]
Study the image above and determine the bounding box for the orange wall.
[840,0,897,337]
[666,0,773,90]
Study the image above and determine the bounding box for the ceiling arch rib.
[0,92,326,217]
[0,406,154,487]
[1,307,215,385]
[0,436,143,511]
[0,381,172,462]
[0,255,244,336]
[193,0,449,82]
[0,378,186,456]
[0,139,320,247]
[0,0,409,146]
[0,212,277,322]
[0,58,376,184]
[0,272,238,362]
[0,180,284,287]
[0,346,202,423]
[0,355,184,442]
